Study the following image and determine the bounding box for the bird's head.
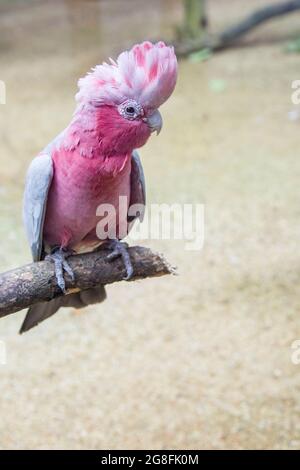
[75,41,177,154]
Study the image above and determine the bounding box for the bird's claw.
[46,248,75,293]
[104,240,133,280]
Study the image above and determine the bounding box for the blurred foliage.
[285,37,300,53]
[188,47,212,62]
[208,79,227,93]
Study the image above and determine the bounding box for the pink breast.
[43,149,132,250]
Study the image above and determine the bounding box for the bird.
[21,41,177,334]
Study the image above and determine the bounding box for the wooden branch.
[175,0,300,57]
[0,246,174,318]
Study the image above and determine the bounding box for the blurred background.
[0,0,300,450]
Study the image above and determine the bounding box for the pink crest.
[76,41,177,110]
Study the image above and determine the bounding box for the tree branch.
[175,0,300,57]
[0,246,174,318]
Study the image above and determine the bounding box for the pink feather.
[76,41,177,111]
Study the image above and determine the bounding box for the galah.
[21,41,177,333]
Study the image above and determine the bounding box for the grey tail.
[19,286,107,334]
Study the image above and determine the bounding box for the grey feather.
[23,129,67,262]
[19,286,107,333]
[20,298,63,333]
[23,154,53,262]
[128,150,146,223]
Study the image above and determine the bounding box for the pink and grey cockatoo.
[21,41,177,333]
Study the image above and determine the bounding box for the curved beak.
[144,109,163,135]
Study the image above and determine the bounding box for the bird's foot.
[104,240,133,280]
[45,247,75,293]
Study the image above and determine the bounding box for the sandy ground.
[0,0,300,449]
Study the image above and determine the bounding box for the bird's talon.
[62,259,75,281]
[46,248,75,293]
[105,240,134,280]
[123,266,134,281]
[106,250,120,261]
[57,278,66,294]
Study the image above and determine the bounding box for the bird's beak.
[144,109,163,135]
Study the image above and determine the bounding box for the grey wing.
[23,154,53,262]
[128,149,146,223]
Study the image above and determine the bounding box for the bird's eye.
[126,106,135,115]
[118,99,143,121]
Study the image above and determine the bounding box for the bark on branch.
[175,0,300,56]
[0,246,174,318]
